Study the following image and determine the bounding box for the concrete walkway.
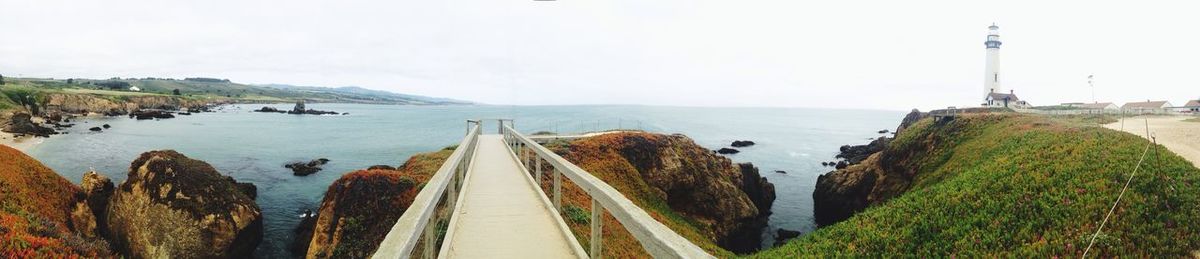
[1105,116,1200,168]
[441,135,582,258]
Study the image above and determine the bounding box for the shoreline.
[0,132,45,152]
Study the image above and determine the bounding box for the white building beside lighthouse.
[980,23,1030,108]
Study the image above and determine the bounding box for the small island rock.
[731,140,756,147]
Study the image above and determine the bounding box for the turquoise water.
[27,104,904,257]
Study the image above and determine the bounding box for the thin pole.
[590,198,604,258]
[553,169,562,210]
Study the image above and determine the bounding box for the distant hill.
[258,84,471,105]
[0,77,472,110]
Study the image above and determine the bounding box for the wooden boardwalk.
[440,135,585,258]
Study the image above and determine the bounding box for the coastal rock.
[105,150,263,258]
[237,182,258,200]
[298,149,452,258]
[104,109,126,116]
[129,110,175,120]
[81,170,115,237]
[286,158,330,176]
[283,100,340,115]
[2,112,57,137]
[894,109,927,136]
[41,93,219,115]
[774,170,787,174]
[47,112,64,122]
[102,124,111,129]
[89,127,102,132]
[716,147,740,154]
[304,169,426,258]
[774,229,802,247]
[255,106,285,113]
[291,210,318,255]
[729,163,776,249]
[70,202,100,238]
[0,145,113,257]
[731,140,756,147]
[813,110,934,226]
[836,136,890,165]
[558,133,776,254]
[367,164,396,170]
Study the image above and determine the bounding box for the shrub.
[563,205,590,224]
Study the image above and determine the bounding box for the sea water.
[27,104,904,257]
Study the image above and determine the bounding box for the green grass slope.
[757,114,1200,257]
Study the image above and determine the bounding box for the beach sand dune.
[1105,116,1200,168]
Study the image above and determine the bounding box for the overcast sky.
[1,0,1197,110]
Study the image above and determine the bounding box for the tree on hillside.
[0,73,5,85]
[66,78,74,84]
[173,89,181,95]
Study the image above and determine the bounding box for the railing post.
[520,146,527,167]
[423,212,435,259]
[590,198,604,258]
[535,157,542,182]
[553,168,562,210]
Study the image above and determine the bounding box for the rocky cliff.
[296,148,452,259]
[40,93,223,115]
[812,109,927,226]
[0,145,113,257]
[553,132,776,255]
[104,150,262,258]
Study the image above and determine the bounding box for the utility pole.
[1088,74,1095,103]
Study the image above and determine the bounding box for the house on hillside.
[129,86,142,92]
[983,90,1031,109]
[1182,99,1200,113]
[1121,100,1174,114]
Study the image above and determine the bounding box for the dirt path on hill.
[1105,116,1200,168]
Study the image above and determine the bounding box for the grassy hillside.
[757,114,1200,257]
[0,145,112,257]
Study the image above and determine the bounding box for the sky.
[1,0,1197,110]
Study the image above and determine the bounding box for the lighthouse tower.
[983,23,1002,97]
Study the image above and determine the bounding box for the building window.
[994,73,999,82]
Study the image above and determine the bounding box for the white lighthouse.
[983,23,1002,97]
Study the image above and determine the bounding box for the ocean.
[26,104,905,257]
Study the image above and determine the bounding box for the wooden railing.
[373,121,482,259]
[501,124,714,259]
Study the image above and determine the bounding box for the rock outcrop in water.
[2,112,57,137]
[128,110,176,120]
[555,132,776,254]
[286,158,330,176]
[255,101,341,115]
[105,150,263,258]
[731,140,756,147]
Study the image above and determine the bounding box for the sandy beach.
[1105,116,1200,168]
[0,132,45,153]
